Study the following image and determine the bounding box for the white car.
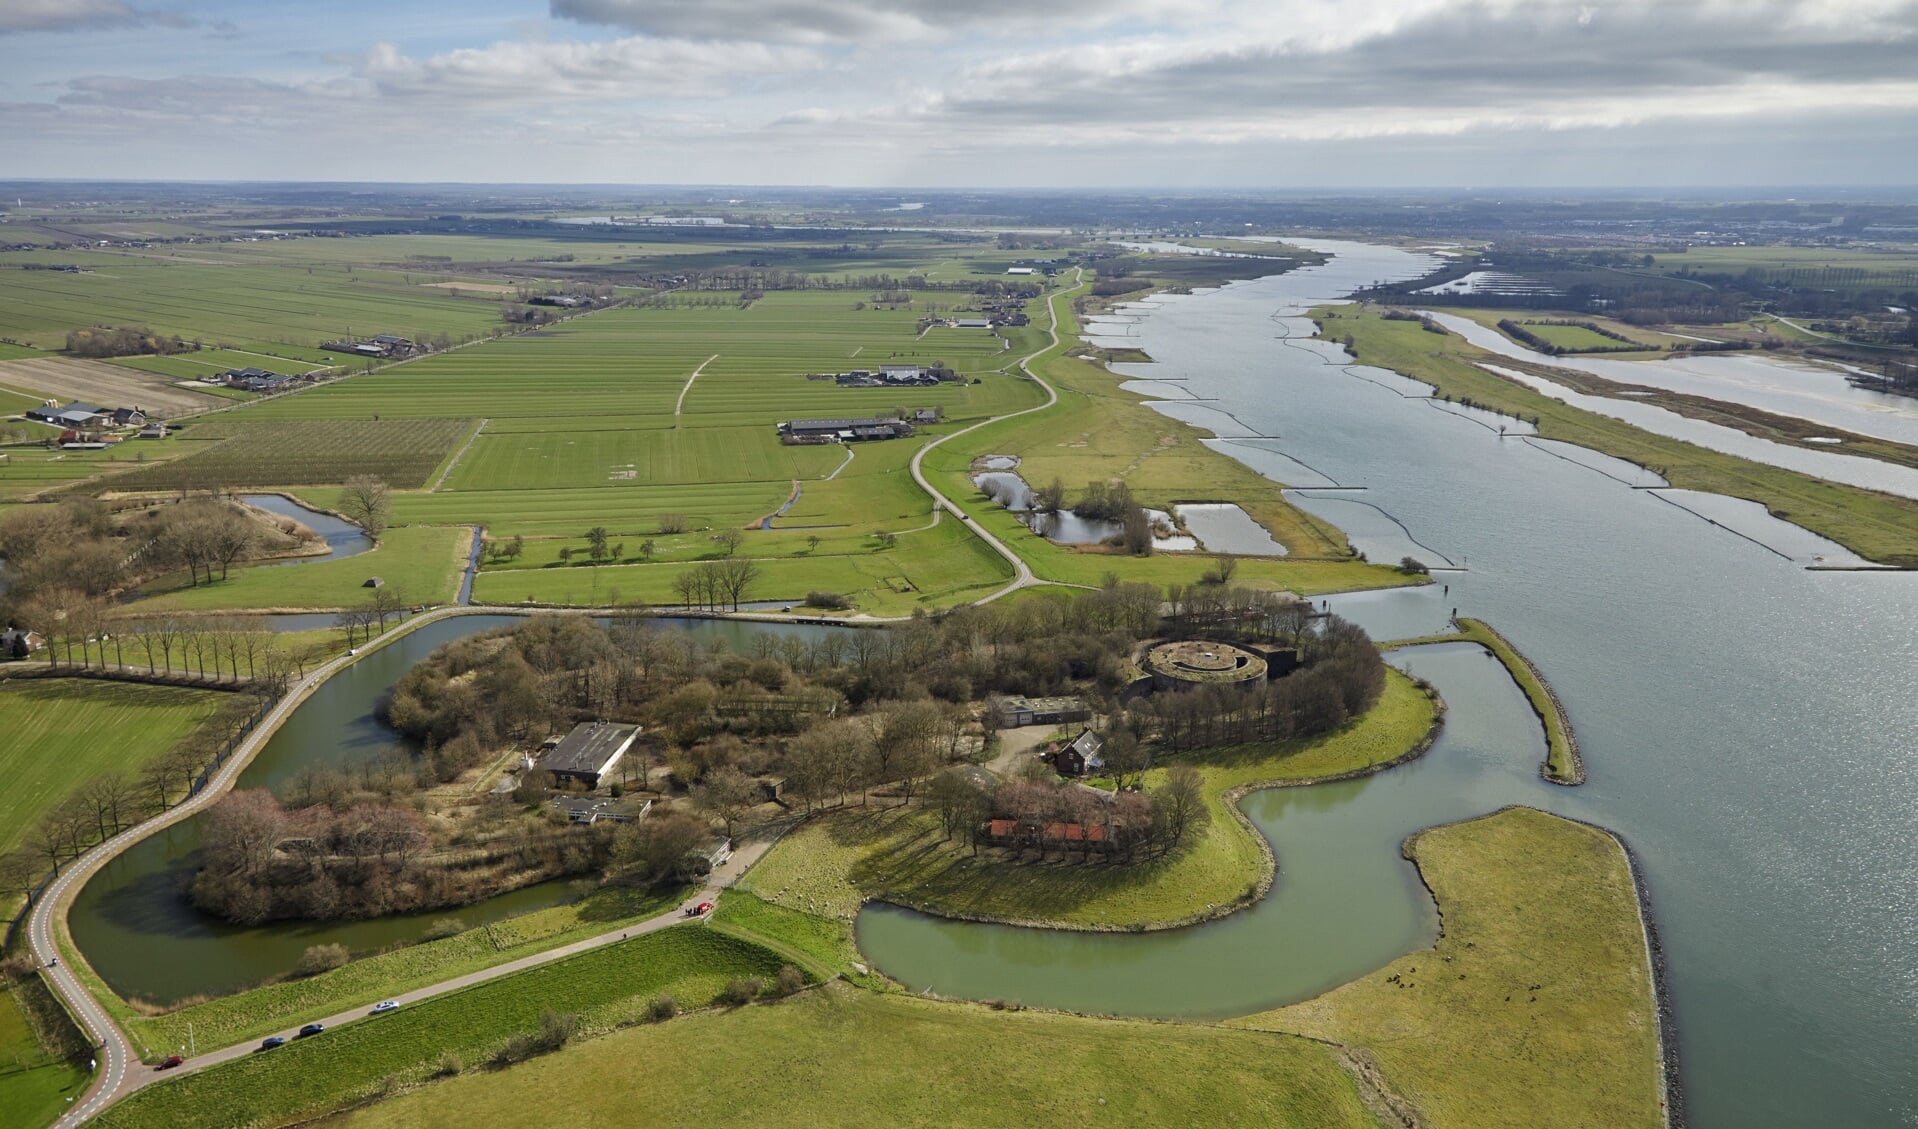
[370,1000,399,1015]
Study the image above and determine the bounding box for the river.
[68,613,854,1005]
[859,241,1918,1129]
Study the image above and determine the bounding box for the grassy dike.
[326,984,1383,1129]
[117,885,689,1059]
[1383,618,1581,784]
[1233,807,1668,1129]
[92,928,804,1129]
[1321,304,1918,566]
[738,669,1440,930]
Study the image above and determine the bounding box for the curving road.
[28,275,1084,1123]
[907,269,1080,603]
[25,606,493,1126]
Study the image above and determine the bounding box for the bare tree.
[692,766,759,840]
[714,528,744,558]
[339,476,392,541]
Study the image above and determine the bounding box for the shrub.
[297,943,350,976]
[537,1008,580,1051]
[1399,556,1430,575]
[645,994,679,1022]
[492,1033,537,1066]
[773,965,806,997]
[804,590,852,610]
[719,976,762,1005]
[422,917,467,941]
[435,1050,463,1077]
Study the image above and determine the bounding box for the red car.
[684,901,714,917]
[157,1056,184,1070]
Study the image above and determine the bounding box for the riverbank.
[1382,618,1581,784]
[1233,806,1667,1129]
[1318,304,1918,566]
[921,268,1418,596]
[739,670,1440,932]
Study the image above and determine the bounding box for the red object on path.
[157,1056,183,1070]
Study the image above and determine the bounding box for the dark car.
[157,1055,184,1070]
[260,1036,286,1051]
[296,1023,325,1038]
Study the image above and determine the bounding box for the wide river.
[864,242,1918,1129]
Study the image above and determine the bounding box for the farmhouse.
[1006,267,1035,275]
[1,627,46,657]
[538,721,641,790]
[777,417,915,444]
[953,318,993,330]
[1051,729,1105,777]
[995,695,1092,728]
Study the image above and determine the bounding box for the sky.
[2,0,1916,187]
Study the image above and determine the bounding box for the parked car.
[370,1000,399,1015]
[260,1036,286,1050]
[296,1023,325,1038]
[157,1056,183,1070]
[684,900,714,917]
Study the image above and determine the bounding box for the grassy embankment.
[125,524,472,612]
[0,975,90,1129]
[1235,807,1667,1129]
[1383,618,1580,784]
[921,275,1416,598]
[116,884,689,1059]
[1324,304,1918,565]
[325,984,1384,1129]
[740,670,1437,929]
[92,927,804,1129]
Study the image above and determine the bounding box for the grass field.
[0,678,233,856]
[328,984,1381,1129]
[0,980,88,1129]
[739,670,1437,928]
[0,252,513,351]
[1236,807,1665,1129]
[124,884,690,1058]
[1321,304,1918,565]
[92,927,798,1129]
[127,523,470,611]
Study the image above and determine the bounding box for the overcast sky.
[3,0,1916,186]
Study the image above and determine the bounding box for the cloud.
[7,0,1918,184]
[906,0,1918,142]
[548,0,1158,42]
[0,0,190,33]
[353,35,816,100]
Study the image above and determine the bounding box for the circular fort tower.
[1142,640,1268,692]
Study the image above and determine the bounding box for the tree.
[339,476,392,540]
[692,765,758,839]
[715,528,744,557]
[611,810,708,883]
[585,527,610,563]
[1155,763,1209,846]
[639,539,656,561]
